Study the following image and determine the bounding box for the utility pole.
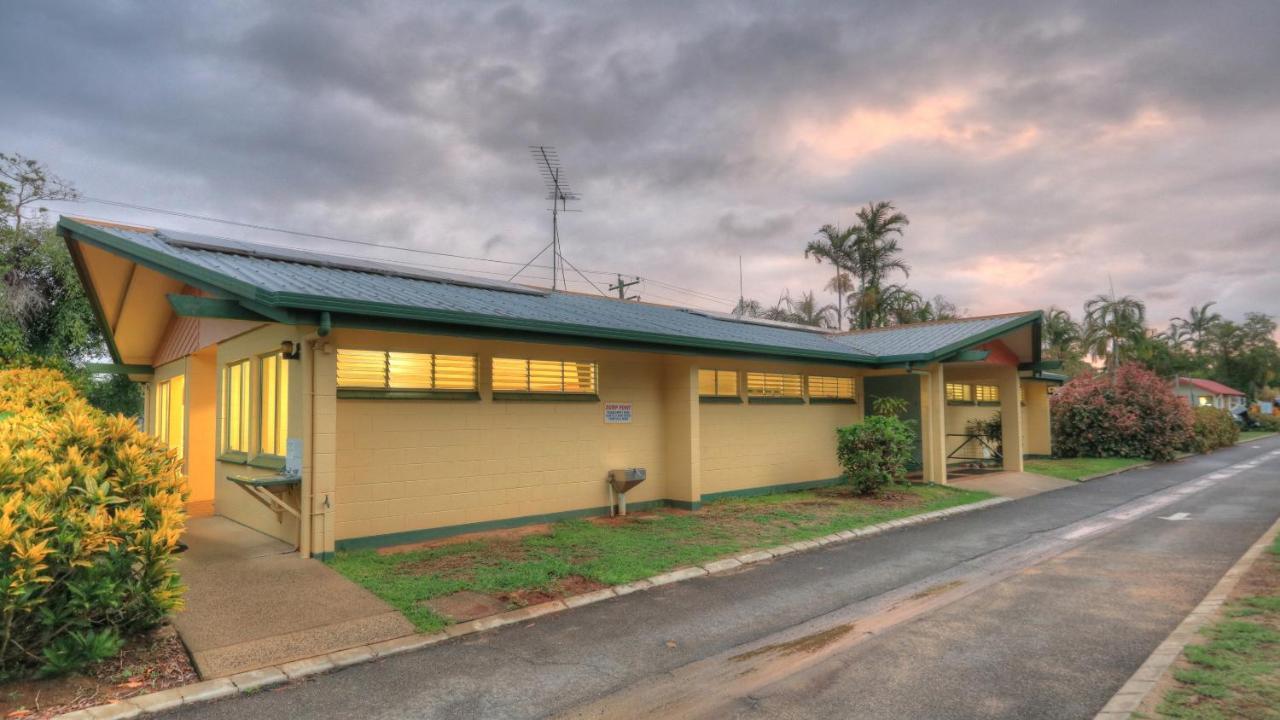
[609,274,640,301]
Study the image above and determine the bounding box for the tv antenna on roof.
[515,145,580,291]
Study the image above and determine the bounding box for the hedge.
[0,368,186,679]
[1050,363,1194,462]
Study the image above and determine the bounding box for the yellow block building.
[60,216,1063,559]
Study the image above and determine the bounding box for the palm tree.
[1042,307,1081,360]
[732,298,764,318]
[1171,301,1221,354]
[1082,293,1147,374]
[847,201,910,328]
[788,291,838,328]
[805,225,856,331]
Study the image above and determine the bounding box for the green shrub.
[836,415,916,496]
[0,368,186,679]
[1185,406,1240,453]
[1249,413,1280,432]
[1050,363,1194,462]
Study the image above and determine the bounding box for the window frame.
[807,375,857,404]
[745,371,805,404]
[945,382,973,405]
[336,349,480,400]
[974,384,1001,405]
[698,369,741,403]
[491,357,600,400]
[221,358,251,461]
[258,352,289,460]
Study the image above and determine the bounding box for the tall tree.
[847,201,910,329]
[0,152,79,250]
[1082,293,1147,374]
[1171,301,1222,355]
[804,224,856,331]
[787,291,838,328]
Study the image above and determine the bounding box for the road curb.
[55,494,1010,719]
[1093,513,1280,719]
[1076,462,1154,483]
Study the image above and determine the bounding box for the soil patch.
[0,627,196,719]
[378,523,554,555]
[497,575,609,608]
[422,590,510,622]
[731,623,856,662]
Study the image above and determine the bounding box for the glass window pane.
[337,349,387,388]
[433,354,477,390]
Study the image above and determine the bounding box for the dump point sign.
[604,402,632,424]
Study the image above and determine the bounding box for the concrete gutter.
[1075,461,1154,483]
[55,496,1011,719]
[1093,513,1280,718]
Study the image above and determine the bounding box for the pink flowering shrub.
[1050,363,1194,461]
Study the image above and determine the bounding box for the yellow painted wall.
[331,329,872,542]
[215,324,306,543]
[186,346,218,516]
[333,330,669,541]
[1023,381,1053,455]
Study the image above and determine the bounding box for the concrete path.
[950,470,1077,498]
[171,517,414,678]
[161,437,1280,719]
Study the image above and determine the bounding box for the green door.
[862,375,923,471]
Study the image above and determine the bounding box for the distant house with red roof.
[1173,376,1247,412]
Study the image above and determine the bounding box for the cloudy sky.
[3,1,1278,328]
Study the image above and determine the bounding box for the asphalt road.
[163,437,1280,720]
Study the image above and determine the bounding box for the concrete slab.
[171,517,415,679]
[948,470,1076,499]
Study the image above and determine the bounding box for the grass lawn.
[1023,456,1148,482]
[332,483,992,633]
[1150,533,1280,719]
[1238,430,1278,443]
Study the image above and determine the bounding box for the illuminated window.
[975,385,1000,403]
[945,383,972,403]
[337,349,477,391]
[260,354,289,457]
[492,358,598,394]
[745,372,803,398]
[223,360,251,454]
[155,375,185,460]
[808,376,855,400]
[1196,395,1212,407]
[698,369,739,397]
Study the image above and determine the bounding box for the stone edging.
[57,496,1012,719]
[1093,513,1280,719]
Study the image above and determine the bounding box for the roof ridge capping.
[832,310,1038,336]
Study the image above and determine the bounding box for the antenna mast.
[530,146,579,290]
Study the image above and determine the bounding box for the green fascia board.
[84,362,153,375]
[58,218,265,302]
[944,349,990,363]
[699,395,742,404]
[321,310,879,369]
[871,312,1043,365]
[167,294,273,321]
[271,291,881,366]
[1019,360,1064,371]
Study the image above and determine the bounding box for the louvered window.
[745,372,803,398]
[492,358,598,394]
[337,349,477,391]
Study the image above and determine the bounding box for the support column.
[661,359,701,510]
[998,365,1024,472]
[307,338,338,559]
[921,363,948,484]
[1023,381,1052,456]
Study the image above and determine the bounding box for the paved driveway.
[172,517,414,678]
[163,437,1280,718]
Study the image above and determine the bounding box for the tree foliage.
[0,152,142,417]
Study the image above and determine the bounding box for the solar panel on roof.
[155,229,548,296]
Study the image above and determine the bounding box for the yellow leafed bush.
[0,368,186,679]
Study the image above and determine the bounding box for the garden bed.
[333,483,992,632]
[0,626,196,719]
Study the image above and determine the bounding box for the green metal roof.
[58,216,1041,368]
